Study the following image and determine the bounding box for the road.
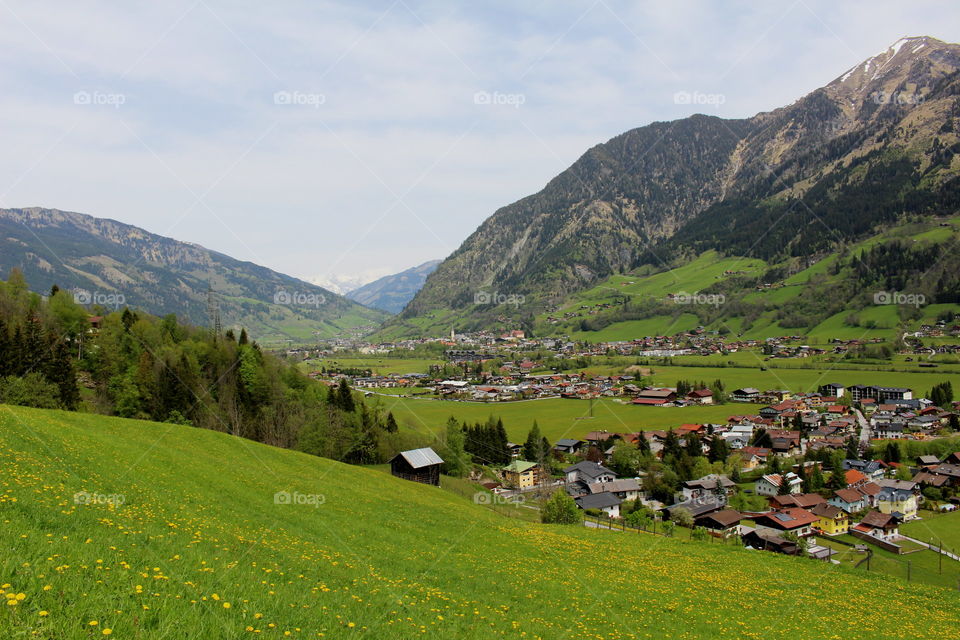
[855,408,870,447]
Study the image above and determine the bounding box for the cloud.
[0,0,956,281]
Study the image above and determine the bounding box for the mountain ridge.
[347,259,441,313]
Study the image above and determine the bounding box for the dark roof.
[564,461,616,479]
[393,447,444,469]
[555,438,582,447]
[576,492,622,509]
[695,509,742,528]
[860,510,899,528]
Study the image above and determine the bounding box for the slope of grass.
[3,406,959,638]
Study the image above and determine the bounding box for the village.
[385,380,960,570]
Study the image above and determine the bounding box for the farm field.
[902,511,960,551]
[2,404,959,639]
[371,396,766,442]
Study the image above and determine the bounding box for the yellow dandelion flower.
[223,602,231,609]
[102,630,112,636]
[39,611,49,617]
[89,620,99,626]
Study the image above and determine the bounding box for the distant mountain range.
[0,207,389,344]
[387,36,960,336]
[347,260,441,313]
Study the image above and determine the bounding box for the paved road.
[855,408,870,446]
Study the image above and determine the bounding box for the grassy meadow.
[1,405,959,639]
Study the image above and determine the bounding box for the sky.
[1,1,958,289]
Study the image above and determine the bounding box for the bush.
[0,373,61,409]
[671,507,694,528]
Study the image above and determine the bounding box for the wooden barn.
[390,447,444,487]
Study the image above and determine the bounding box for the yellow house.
[502,460,540,489]
[877,487,918,520]
[810,503,849,535]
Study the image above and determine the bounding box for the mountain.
[0,207,389,343]
[393,36,960,336]
[347,259,441,313]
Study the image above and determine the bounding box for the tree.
[661,520,676,537]
[541,490,582,524]
[752,428,772,448]
[708,435,730,463]
[523,421,543,462]
[778,472,793,495]
[385,412,398,433]
[0,372,60,409]
[443,417,469,478]
[671,507,694,528]
[336,378,355,413]
[808,462,825,492]
[845,436,860,461]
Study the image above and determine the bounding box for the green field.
[304,356,442,376]
[2,404,958,639]
[372,396,766,442]
[902,511,960,551]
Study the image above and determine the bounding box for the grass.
[371,395,767,442]
[2,404,959,639]
[302,357,442,376]
[902,511,960,552]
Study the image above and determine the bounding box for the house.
[829,488,866,514]
[844,469,869,489]
[916,454,941,468]
[564,461,617,485]
[810,503,849,535]
[853,510,901,542]
[752,508,819,537]
[553,438,584,455]
[694,509,742,536]
[390,447,444,486]
[731,388,761,402]
[767,430,802,456]
[738,446,769,470]
[843,459,886,482]
[856,481,882,508]
[875,480,918,520]
[742,528,799,555]
[632,388,677,406]
[575,491,622,518]
[756,472,801,497]
[682,474,736,503]
[665,495,725,520]
[502,460,541,489]
[916,463,960,489]
[505,442,523,458]
[586,479,642,502]
[686,388,714,405]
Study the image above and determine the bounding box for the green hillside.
[2,405,959,639]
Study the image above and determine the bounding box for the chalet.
[752,508,819,537]
[505,442,523,458]
[686,389,714,405]
[731,388,761,402]
[756,472,801,497]
[682,474,735,503]
[738,446,769,470]
[844,469,869,489]
[829,488,866,514]
[694,509,742,536]
[564,461,616,485]
[742,528,799,555]
[853,510,901,542]
[502,460,541,489]
[944,452,960,465]
[842,459,886,482]
[553,438,584,455]
[586,479,642,501]
[916,454,941,468]
[810,503,849,535]
[665,494,725,520]
[632,388,677,406]
[856,482,882,508]
[390,447,444,487]
[575,492,621,518]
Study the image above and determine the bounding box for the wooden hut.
[390,447,444,486]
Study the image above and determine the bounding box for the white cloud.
[0,0,956,281]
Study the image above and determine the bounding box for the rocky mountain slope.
[0,207,388,343]
[395,36,960,335]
